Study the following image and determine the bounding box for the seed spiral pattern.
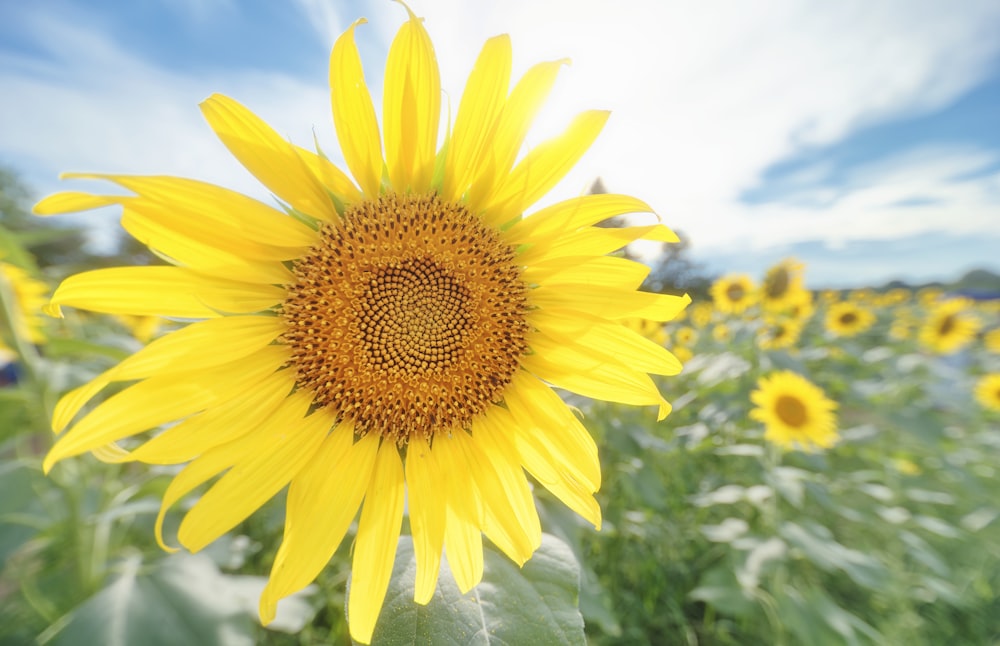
[281,193,530,443]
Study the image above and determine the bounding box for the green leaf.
[39,553,315,646]
[365,533,586,645]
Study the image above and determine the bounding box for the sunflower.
[674,325,698,347]
[825,301,875,338]
[689,301,714,328]
[761,259,809,312]
[983,328,1000,354]
[750,371,838,451]
[34,8,688,644]
[918,297,980,354]
[712,323,731,343]
[756,316,802,351]
[710,273,755,314]
[975,374,1000,412]
[0,261,49,346]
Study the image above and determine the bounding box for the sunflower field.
[3,165,999,646]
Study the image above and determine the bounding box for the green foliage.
[366,535,585,645]
[1,165,998,644]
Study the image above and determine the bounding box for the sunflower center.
[280,192,530,443]
[938,314,956,337]
[839,312,858,325]
[725,283,745,302]
[775,395,808,428]
[765,268,789,298]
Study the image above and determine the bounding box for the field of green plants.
[2,171,1000,644]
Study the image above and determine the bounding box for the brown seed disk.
[280,193,529,444]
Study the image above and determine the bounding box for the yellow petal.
[405,437,446,604]
[49,266,285,318]
[330,19,384,197]
[43,345,289,471]
[521,342,671,420]
[434,433,483,594]
[455,427,539,566]
[60,173,317,250]
[471,414,541,563]
[51,315,285,433]
[382,6,441,193]
[260,426,379,624]
[530,308,683,376]
[530,284,691,322]
[486,403,601,529]
[200,94,336,221]
[33,191,121,215]
[518,224,678,265]
[505,193,656,243]
[502,370,600,489]
[482,110,609,228]
[131,370,294,464]
[466,59,567,211]
[121,207,294,284]
[294,145,363,206]
[521,255,649,290]
[348,440,405,645]
[442,34,511,202]
[177,392,333,552]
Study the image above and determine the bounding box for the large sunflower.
[749,371,838,451]
[824,301,875,338]
[710,273,755,314]
[918,297,980,354]
[34,8,688,644]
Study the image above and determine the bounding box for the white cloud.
[2,0,1000,280]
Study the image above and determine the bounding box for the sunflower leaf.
[364,533,586,645]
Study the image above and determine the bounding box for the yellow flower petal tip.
[38,8,686,638]
[42,303,63,318]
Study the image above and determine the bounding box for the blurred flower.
[34,7,688,643]
[918,298,980,354]
[974,373,1000,412]
[761,258,809,312]
[689,301,714,327]
[675,325,698,347]
[710,273,756,314]
[0,260,49,346]
[825,301,876,338]
[750,371,838,452]
[787,292,815,322]
[115,315,167,343]
[757,316,802,351]
[712,323,731,343]
[983,328,1000,354]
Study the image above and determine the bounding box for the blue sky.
[2,0,999,288]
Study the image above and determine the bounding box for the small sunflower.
[983,328,1000,353]
[761,259,809,312]
[689,301,714,327]
[825,301,875,338]
[34,8,688,644]
[974,373,1000,412]
[675,325,698,347]
[918,298,980,354]
[0,261,49,346]
[712,323,731,343]
[710,273,756,314]
[750,371,838,451]
[756,316,802,350]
